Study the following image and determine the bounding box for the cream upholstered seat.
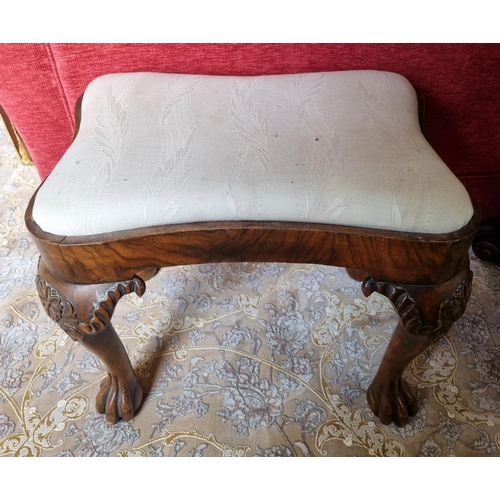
[33,70,473,237]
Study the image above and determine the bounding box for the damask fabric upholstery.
[32,71,474,236]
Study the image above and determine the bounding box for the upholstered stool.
[26,71,478,427]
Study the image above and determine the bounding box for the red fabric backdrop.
[0,43,499,219]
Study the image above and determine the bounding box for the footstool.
[25,70,478,427]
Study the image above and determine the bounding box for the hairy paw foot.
[95,373,143,424]
[367,377,418,427]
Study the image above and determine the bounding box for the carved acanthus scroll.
[361,271,473,341]
[434,272,473,337]
[36,273,146,341]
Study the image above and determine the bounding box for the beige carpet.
[1,120,499,457]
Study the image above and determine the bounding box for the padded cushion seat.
[32,70,474,237]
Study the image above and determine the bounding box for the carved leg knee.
[36,259,147,424]
[361,263,473,427]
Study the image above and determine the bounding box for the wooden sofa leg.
[35,259,147,424]
[361,263,473,427]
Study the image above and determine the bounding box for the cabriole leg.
[36,259,147,424]
[79,323,143,424]
[365,323,430,426]
[361,263,473,427]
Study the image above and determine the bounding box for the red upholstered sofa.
[1,43,499,224]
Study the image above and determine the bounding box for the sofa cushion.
[32,70,474,237]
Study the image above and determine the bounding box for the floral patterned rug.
[1,120,500,457]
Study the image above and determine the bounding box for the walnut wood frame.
[24,95,480,428]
